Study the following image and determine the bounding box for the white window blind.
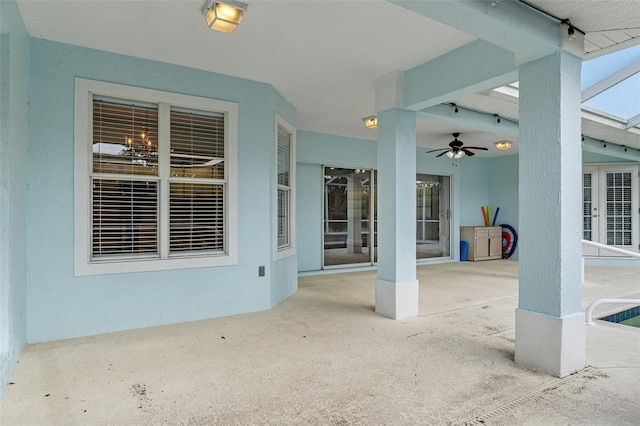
[75,78,238,275]
[169,108,226,254]
[91,99,160,258]
[277,125,291,248]
[583,172,592,241]
[606,171,632,246]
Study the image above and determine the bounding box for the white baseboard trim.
[515,309,585,378]
[375,279,419,320]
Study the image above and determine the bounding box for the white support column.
[516,50,585,377]
[375,107,418,320]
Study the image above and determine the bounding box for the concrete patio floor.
[1,260,639,425]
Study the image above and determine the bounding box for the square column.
[517,51,585,377]
[375,108,418,319]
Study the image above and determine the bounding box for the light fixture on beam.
[494,140,512,150]
[202,0,247,34]
[363,115,377,129]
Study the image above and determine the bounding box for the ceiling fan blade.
[461,149,475,157]
[426,148,449,153]
[463,146,489,151]
[436,151,450,158]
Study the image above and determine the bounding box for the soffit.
[521,0,640,58]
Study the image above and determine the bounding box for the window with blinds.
[92,98,160,258]
[583,172,592,241]
[605,171,632,246]
[277,124,291,249]
[87,89,230,263]
[76,79,238,275]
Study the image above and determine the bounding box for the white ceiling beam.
[418,103,519,137]
[626,113,640,130]
[582,59,640,102]
[390,0,562,62]
[403,40,518,111]
[582,136,640,161]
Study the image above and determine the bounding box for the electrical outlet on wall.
[258,266,265,277]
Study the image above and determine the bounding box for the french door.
[583,165,639,256]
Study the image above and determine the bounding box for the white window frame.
[275,114,296,260]
[74,78,238,276]
[583,163,639,255]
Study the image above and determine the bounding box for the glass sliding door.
[416,174,451,260]
[323,167,376,268]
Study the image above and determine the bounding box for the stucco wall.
[0,0,29,395]
[296,130,492,271]
[26,39,297,342]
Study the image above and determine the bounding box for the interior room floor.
[2,261,639,425]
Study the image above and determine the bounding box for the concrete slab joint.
[375,279,419,320]
[515,309,586,378]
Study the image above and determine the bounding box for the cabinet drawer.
[489,228,502,238]
[475,228,489,237]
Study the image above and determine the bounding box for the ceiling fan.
[426,133,488,159]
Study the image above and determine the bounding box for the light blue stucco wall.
[582,151,632,164]
[0,0,29,395]
[26,39,297,342]
[296,131,377,272]
[489,155,519,259]
[458,157,491,226]
[296,130,490,271]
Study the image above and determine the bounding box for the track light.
[494,114,501,124]
[452,103,459,114]
[567,25,576,42]
[624,146,628,152]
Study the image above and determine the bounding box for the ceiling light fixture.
[494,140,512,150]
[202,0,247,34]
[363,115,377,129]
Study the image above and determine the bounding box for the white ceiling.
[15,0,640,158]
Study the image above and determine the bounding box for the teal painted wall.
[489,155,519,259]
[458,157,491,226]
[296,131,376,272]
[0,0,29,395]
[26,39,297,342]
[296,130,492,271]
[583,151,632,163]
[296,163,324,272]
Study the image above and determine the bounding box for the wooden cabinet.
[460,226,502,261]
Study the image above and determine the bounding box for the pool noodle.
[486,205,492,226]
[481,206,489,226]
[492,207,500,226]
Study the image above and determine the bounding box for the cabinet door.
[476,238,489,258]
[488,228,502,258]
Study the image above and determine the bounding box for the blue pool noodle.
[492,207,500,226]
